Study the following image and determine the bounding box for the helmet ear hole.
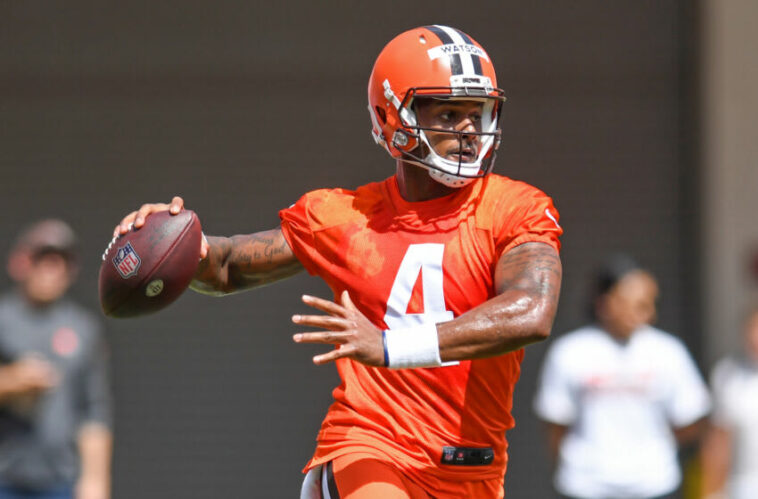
[374,106,386,125]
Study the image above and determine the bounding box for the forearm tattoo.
[193,229,302,295]
[229,230,293,272]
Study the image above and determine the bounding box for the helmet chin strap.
[399,157,476,188]
[428,168,475,188]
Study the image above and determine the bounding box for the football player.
[115,25,563,499]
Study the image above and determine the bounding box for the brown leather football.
[99,210,202,318]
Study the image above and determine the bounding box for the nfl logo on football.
[112,242,141,278]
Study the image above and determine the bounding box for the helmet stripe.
[436,26,478,76]
[428,25,483,77]
[453,29,484,76]
[425,25,464,75]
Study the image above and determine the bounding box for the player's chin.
[444,152,477,164]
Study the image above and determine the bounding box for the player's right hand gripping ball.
[99,210,202,318]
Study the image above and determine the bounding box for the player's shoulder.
[481,173,553,203]
[310,180,386,209]
[298,186,356,206]
[291,180,386,229]
[476,174,559,226]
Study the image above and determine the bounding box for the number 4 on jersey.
[383,244,453,328]
[383,244,458,366]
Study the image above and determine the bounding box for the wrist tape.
[382,323,441,369]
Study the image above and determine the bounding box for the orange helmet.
[368,25,506,187]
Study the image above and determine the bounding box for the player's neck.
[395,161,457,202]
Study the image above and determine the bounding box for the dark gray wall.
[0,1,698,497]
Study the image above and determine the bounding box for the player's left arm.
[437,241,561,360]
[293,241,561,366]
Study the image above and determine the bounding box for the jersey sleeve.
[492,182,563,258]
[533,340,577,425]
[278,192,322,277]
[664,340,712,427]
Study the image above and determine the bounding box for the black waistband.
[440,446,494,466]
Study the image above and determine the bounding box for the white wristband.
[382,323,441,369]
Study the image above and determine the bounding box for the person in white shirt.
[700,305,758,499]
[533,255,711,499]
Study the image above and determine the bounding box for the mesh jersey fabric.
[279,173,561,489]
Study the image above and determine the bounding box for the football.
[99,210,203,318]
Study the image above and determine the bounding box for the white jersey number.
[383,244,458,366]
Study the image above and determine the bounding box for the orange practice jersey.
[279,174,562,490]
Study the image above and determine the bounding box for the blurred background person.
[699,305,758,499]
[533,254,711,499]
[0,220,112,499]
